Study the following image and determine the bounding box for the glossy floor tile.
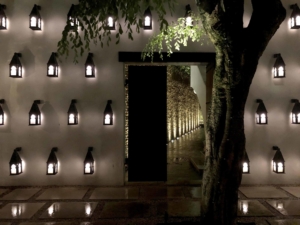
[100,202,152,218]
[281,187,300,197]
[140,187,184,199]
[237,200,273,217]
[157,201,201,217]
[1,188,40,200]
[0,189,8,196]
[40,202,97,219]
[89,187,139,199]
[183,187,201,198]
[0,203,45,219]
[239,186,288,198]
[268,200,300,216]
[36,187,88,200]
[267,219,300,225]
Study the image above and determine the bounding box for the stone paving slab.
[237,200,273,217]
[36,187,89,200]
[0,223,11,225]
[281,187,300,198]
[239,186,288,198]
[80,222,118,225]
[20,223,72,225]
[267,220,300,225]
[1,188,40,200]
[0,190,8,196]
[183,187,201,198]
[157,201,201,217]
[268,200,300,216]
[90,187,139,200]
[140,187,184,199]
[0,203,45,219]
[40,202,97,219]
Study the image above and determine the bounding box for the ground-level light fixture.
[242,151,250,174]
[9,147,22,175]
[84,147,94,174]
[29,4,41,30]
[9,53,22,78]
[291,99,300,124]
[256,99,268,124]
[273,54,285,78]
[47,52,59,77]
[185,4,192,27]
[85,53,95,77]
[47,147,58,175]
[143,7,152,30]
[272,146,285,174]
[103,100,113,125]
[67,4,78,30]
[0,99,4,125]
[68,99,78,125]
[0,4,7,30]
[290,4,300,29]
[29,100,42,126]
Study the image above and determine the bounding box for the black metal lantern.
[103,100,113,125]
[47,148,58,175]
[256,99,268,124]
[185,4,193,27]
[242,151,250,174]
[47,52,59,77]
[9,53,22,78]
[290,4,300,29]
[29,100,42,126]
[291,99,300,124]
[0,99,4,125]
[9,148,22,175]
[85,53,95,78]
[0,4,7,30]
[143,7,152,30]
[29,4,41,30]
[84,147,94,174]
[272,146,285,174]
[67,4,78,30]
[106,4,117,30]
[273,54,285,78]
[68,99,78,125]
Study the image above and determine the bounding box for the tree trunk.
[196,0,286,224]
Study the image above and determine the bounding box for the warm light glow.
[85,163,91,173]
[277,202,283,209]
[278,66,284,77]
[11,164,16,174]
[11,66,17,76]
[85,203,92,216]
[2,17,5,27]
[70,17,74,26]
[86,65,93,76]
[11,205,21,218]
[30,114,36,124]
[48,163,54,174]
[186,17,192,26]
[273,162,276,171]
[48,204,54,216]
[105,114,111,124]
[261,113,266,123]
[145,16,151,26]
[293,113,296,123]
[278,162,283,172]
[48,65,54,75]
[18,163,22,173]
[297,16,300,26]
[0,114,3,124]
[38,18,41,28]
[108,17,114,27]
[243,162,248,173]
[69,114,75,124]
[242,202,248,214]
[30,17,36,27]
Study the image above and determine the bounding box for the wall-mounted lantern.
[47,147,58,175]
[143,7,152,30]
[272,146,285,174]
[85,53,95,78]
[107,15,115,30]
[84,147,94,175]
[29,100,42,126]
[0,4,7,30]
[29,4,41,30]
[103,100,113,125]
[242,151,250,174]
[0,99,4,125]
[68,99,78,125]
[256,99,268,124]
[290,4,300,29]
[107,5,117,30]
[9,53,22,78]
[9,147,22,175]
[185,4,192,27]
[67,4,78,30]
[273,54,285,78]
[47,52,59,77]
[291,99,300,124]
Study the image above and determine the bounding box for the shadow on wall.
[41,101,60,133]
[0,103,12,133]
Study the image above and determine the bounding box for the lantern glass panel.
[48,163,54,174]
[104,114,111,124]
[108,17,114,28]
[11,164,16,174]
[85,163,91,174]
[145,16,151,26]
[186,16,192,26]
[30,17,36,27]
[11,66,17,76]
[1,17,6,28]
[242,162,248,173]
[278,162,283,173]
[69,114,75,124]
[86,66,93,76]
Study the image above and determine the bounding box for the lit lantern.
[47,148,58,175]
[256,99,268,124]
[29,4,41,30]
[291,99,300,124]
[68,99,78,125]
[273,54,285,78]
[143,7,152,30]
[290,4,300,29]
[107,5,117,30]
[0,4,7,30]
[9,148,22,175]
[272,146,285,174]
[9,53,22,78]
[29,100,42,126]
[107,15,115,30]
[67,4,78,30]
[47,52,59,77]
[103,100,113,125]
[85,53,95,78]
[84,147,94,174]
[185,4,193,27]
[242,151,250,174]
[0,99,5,125]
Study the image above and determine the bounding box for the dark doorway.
[128,66,167,182]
